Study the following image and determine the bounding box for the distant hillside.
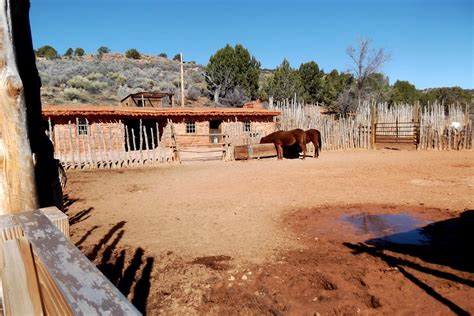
[37,53,209,106]
[37,53,473,109]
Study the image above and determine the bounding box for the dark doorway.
[124,119,162,151]
[209,119,222,143]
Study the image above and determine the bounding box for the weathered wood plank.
[0,238,44,316]
[33,252,73,316]
[16,210,141,315]
[39,206,70,237]
[0,207,68,241]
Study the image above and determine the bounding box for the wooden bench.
[0,207,140,315]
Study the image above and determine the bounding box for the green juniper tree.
[74,47,85,56]
[125,49,141,59]
[204,44,260,105]
[36,45,58,59]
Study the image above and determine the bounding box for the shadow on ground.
[78,221,155,314]
[63,194,94,226]
[345,209,474,315]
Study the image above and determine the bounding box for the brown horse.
[305,129,322,158]
[260,129,307,160]
[280,129,322,158]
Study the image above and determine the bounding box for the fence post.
[169,121,181,163]
[67,121,75,168]
[139,119,143,163]
[370,104,377,149]
[85,119,92,169]
[150,128,156,164]
[143,126,150,165]
[131,128,137,166]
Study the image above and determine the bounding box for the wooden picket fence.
[270,101,373,151]
[270,101,472,151]
[45,102,471,170]
[418,103,473,150]
[46,119,175,170]
[46,119,254,168]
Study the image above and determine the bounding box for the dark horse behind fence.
[260,129,307,159]
[305,129,322,158]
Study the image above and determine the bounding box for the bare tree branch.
[346,38,390,105]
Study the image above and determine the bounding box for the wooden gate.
[175,134,230,162]
[375,120,419,148]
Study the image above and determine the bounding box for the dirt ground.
[64,150,474,315]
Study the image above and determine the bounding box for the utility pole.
[180,53,185,107]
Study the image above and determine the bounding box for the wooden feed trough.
[234,143,277,160]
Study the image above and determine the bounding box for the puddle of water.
[342,213,431,245]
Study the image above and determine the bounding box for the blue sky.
[30,0,473,89]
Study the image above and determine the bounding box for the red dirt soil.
[64,150,474,315]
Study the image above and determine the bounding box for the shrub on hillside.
[64,87,88,102]
[125,49,141,59]
[158,82,176,93]
[107,72,127,85]
[86,72,104,81]
[127,77,158,90]
[186,86,201,101]
[219,86,249,107]
[67,75,107,94]
[189,71,204,84]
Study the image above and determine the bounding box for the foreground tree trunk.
[0,0,61,214]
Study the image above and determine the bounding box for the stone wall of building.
[52,122,125,160]
[49,115,278,164]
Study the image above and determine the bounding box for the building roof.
[42,105,280,119]
[120,92,174,103]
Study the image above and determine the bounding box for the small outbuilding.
[42,104,280,166]
[120,92,175,107]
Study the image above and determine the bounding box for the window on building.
[77,118,88,136]
[186,121,196,134]
[137,99,144,107]
[243,120,251,132]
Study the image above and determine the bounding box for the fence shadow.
[68,207,94,225]
[82,221,155,315]
[75,224,100,249]
[63,194,82,212]
[344,209,474,315]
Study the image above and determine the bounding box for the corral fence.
[46,118,174,170]
[45,102,471,170]
[418,104,472,150]
[45,118,261,169]
[270,100,372,153]
[270,101,472,152]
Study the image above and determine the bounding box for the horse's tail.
[317,130,322,157]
